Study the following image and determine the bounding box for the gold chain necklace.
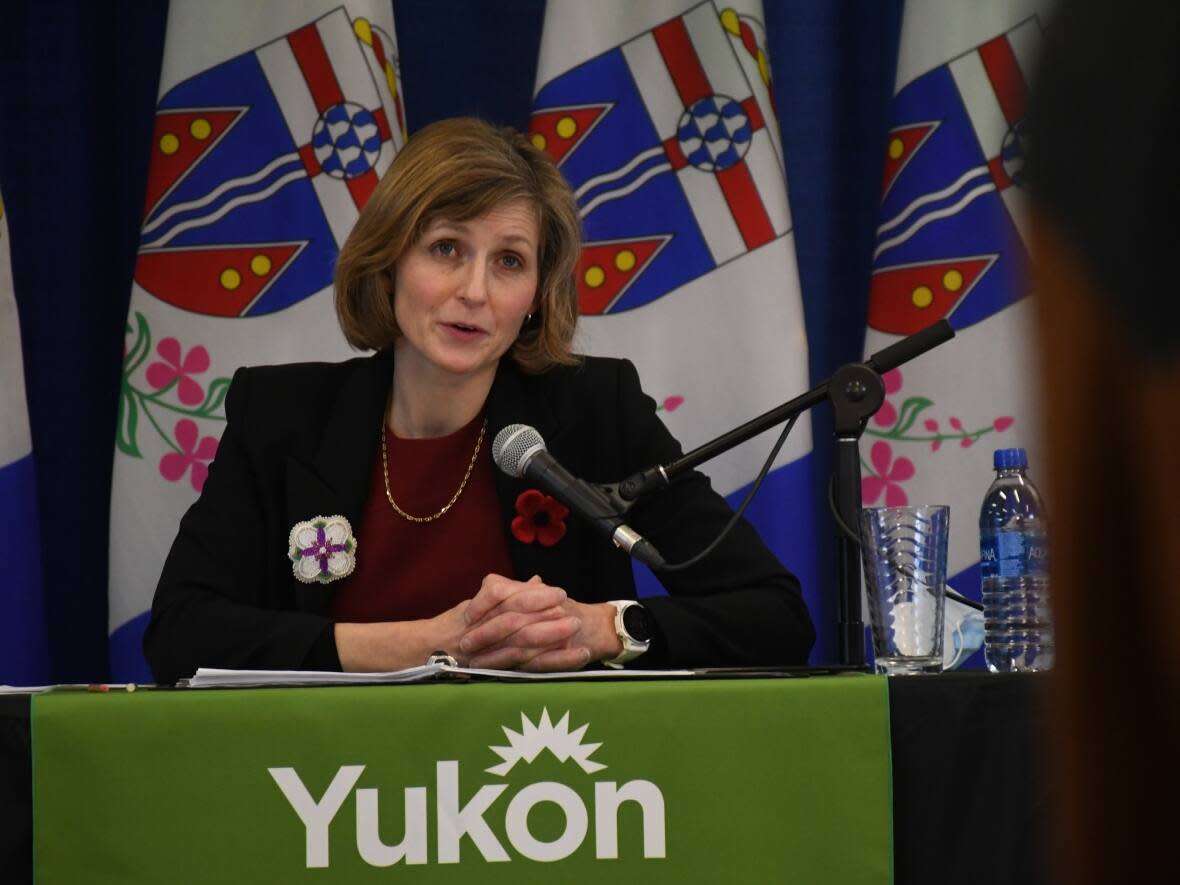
[380,418,487,523]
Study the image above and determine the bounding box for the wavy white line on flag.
[142,168,307,249]
[141,108,248,223]
[141,152,301,237]
[876,165,990,237]
[580,160,673,218]
[873,181,996,261]
[574,146,666,201]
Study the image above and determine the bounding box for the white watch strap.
[603,600,650,668]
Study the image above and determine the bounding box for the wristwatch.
[603,600,653,668]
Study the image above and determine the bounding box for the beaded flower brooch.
[288,515,357,584]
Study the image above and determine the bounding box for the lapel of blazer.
[485,360,585,593]
[284,349,393,613]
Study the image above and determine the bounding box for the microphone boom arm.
[613,319,956,667]
[618,386,828,500]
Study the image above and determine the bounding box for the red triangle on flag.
[135,242,305,317]
[576,236,669,315]
[867,255,995,335]
[528,104,611,166]
[142,108,245,220]
[880,121,938,197]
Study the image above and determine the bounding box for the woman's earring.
[525,312,534,324]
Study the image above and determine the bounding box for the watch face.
[621,604,652,642]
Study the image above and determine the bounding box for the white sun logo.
[486,708,606,777]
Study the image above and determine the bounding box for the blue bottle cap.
[994,447,1028,469]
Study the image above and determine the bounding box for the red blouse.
[329,412,514,623]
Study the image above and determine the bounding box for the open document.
[183,662,694,688]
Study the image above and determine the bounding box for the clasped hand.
[453,574,619,672]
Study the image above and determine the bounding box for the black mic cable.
[656,411,798,572]
[825,476,983,611]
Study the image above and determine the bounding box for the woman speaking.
[144,117,815,684]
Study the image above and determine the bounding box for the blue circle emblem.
[1001,118,1027,189]
[676,95,753,173]
[312,101,381,179]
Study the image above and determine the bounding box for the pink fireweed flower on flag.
[146,338,211,406]
[862,441,915,506]
[158,419,219,492]
[872,369,904,428]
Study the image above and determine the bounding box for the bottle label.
[980,531,1049,578]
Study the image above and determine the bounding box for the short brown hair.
[335,117,582,372]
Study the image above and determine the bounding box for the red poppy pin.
[511,490,569,547]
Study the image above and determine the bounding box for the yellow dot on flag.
[943,269,963,291]
[615,250,636,272]
[250,254,272,276]
[720,9,740,36]
[584,266,605,288]
[556,117,577,139]
[531,133,547,151]
[354,18,373,45]
[888,138,904,160]
[911,286,934,309]
[190,118,211,140]
[159,133,180,155]
[220,268,242,290]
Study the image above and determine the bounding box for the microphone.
[492,424,666,570]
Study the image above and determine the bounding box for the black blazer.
[144,350,815,683]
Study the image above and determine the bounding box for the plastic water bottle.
[979,448,1053,672]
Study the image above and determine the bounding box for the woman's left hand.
[458,574,622,671]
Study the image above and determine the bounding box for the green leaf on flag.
[199,377,231,418]
[123,312,152,376]
[892,396,933,436]
[116,387,142,458]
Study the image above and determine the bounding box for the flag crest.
[530,1,790,315]
[135,7,405,317]
[869,17,1041,336]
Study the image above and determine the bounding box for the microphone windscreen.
[492,424,545,478]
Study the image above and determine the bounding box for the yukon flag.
[863,0,1050,666]
[0,193,49,686]
[530,2,818,625]
[108,0,407,680]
